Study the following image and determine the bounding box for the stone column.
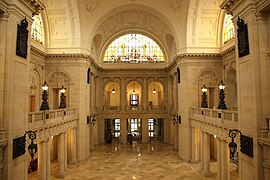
[46,139,51,180]
[200,130,204,172]
[202,132,211,176]
[120,78,126,111]
[142,118,148,143]
[173,124,178,150]
[120,117,126,143]
[64,132,67,171]
[221,140,229,180]
[191,127,199,163]
[70,128,77,164]
[0,12,9,129]
[90,124,94,151]
[56,133,66,178]
[142,78,148,110]
[216,138,221,180]
[38,141,46,180]
[90,74,95,111]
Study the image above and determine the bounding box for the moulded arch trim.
[85,2,181,52]
[148,80,164,91]
[99,29,169,64]
[195,69,222,86]
[46,70,72,87]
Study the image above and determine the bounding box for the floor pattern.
[29,142,239,180]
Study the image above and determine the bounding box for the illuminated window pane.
[148,119,154,137]
[130,94,138,106]
[114,119,120,137]
[103,34,164,63]
[31,14,44,45]
[223,14,235,44]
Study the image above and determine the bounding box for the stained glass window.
[103,34,164,63]
[31,14,44,44]
[223,14,235,44]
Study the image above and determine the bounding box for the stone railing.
[190,107,238,139]
[190,107,238,127]
[28,108,78,140]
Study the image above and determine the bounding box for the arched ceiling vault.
[43,0,225,59]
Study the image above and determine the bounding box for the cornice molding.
[20,0,45,15]
[220,0,240,14]
[220,45,235,57]
[30,45,47,58]
[100,68,167,73]
[179,53,221,58]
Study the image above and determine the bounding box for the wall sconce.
[40,81,49,110]
[24,131,37,161]
[218,81,227,109]
[87,113,96,125]
[59,86,66,108]
[201,85,208,108]
[228,129,253,160]
[172,113,181,125]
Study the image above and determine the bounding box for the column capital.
[255,12,267,21]
[0,12,9,21]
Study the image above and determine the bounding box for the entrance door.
[126,118,142,142]
[148,118,164,143]
[104,118,112,144]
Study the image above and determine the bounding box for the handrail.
[190,107,238,122]
[28,108,78,130]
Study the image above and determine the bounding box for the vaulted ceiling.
[43,0,225,63]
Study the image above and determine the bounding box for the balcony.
[190,107,238,137]
[28,108,78,133]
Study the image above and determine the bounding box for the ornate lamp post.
[59,86,66,108]
[217,81,227,109]
[40,81,49,110]
[201,85,208,108]
[24,131,37,161]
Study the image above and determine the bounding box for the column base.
[56,171,67,178]
[69,160,78,164]
[202,171,211,177]
[190,159,199,164]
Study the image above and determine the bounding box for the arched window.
[103,34,164,63]
[87,68,90,84]
[177,67,180,84]
[31,14,44,44]
[223,14,235,44]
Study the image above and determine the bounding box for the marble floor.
[29,142,239,180]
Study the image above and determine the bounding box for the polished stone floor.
[29,142,239,180]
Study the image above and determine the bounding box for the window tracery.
[223,14,235,44]
[103,34,164,63]
[31,14,44,44]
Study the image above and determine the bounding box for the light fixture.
[201,85,208,108]
[153,82,156,94]
[40,81,49,110]
[172,113,181,125]
[228,129,254,160]
[132,82,135,94]
[87,113,96,125]
[218,81,227,109]
[24,131,37,161]
[59,86,66,108]
[112,82,115,94]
